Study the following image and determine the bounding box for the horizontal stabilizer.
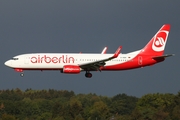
[152,54,174,61]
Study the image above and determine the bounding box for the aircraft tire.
[20,73,24,77]
[85,72,92,78]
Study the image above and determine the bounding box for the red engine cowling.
[63,65,81,74]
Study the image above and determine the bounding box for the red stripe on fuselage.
[102,55,163,70]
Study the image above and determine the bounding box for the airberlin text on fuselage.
[31,55,75,64]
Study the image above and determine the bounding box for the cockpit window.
[11,58,19,60]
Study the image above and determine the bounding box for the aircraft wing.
[79,46,122,71]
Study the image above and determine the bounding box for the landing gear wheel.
[20,73,24,77]
[85,72,92,78]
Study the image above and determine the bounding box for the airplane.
[4,24,174,78]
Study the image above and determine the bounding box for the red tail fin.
[140,24,170,56]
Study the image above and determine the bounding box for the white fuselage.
[5,51,140,70]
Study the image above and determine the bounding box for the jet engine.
[63,65,81,74]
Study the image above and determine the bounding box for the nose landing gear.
[14,68,24,77]
[20,73,24,77]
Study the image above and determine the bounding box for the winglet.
[112,46,122,58]
[101,47,108,54]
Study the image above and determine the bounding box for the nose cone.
[4,60,11,67]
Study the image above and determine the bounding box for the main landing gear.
[85,71,92,78]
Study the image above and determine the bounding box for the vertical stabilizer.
[140,24,170,56]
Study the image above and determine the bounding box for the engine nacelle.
[63,65,81,74]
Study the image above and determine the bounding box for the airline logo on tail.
[152,30,169,52]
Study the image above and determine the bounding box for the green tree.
[135,93,175,120]
[90,101,109,119]
[171,92,180,120]
[1,113,16,120]
[110,94,138,115]
[172,106,180,120]
[153,108,169,120]
[69,97,83,119]
[130,108,143,120]
[36,112,52,120]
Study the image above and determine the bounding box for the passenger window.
[11,58,19,60]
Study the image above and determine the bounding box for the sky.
[0,1,179,97]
